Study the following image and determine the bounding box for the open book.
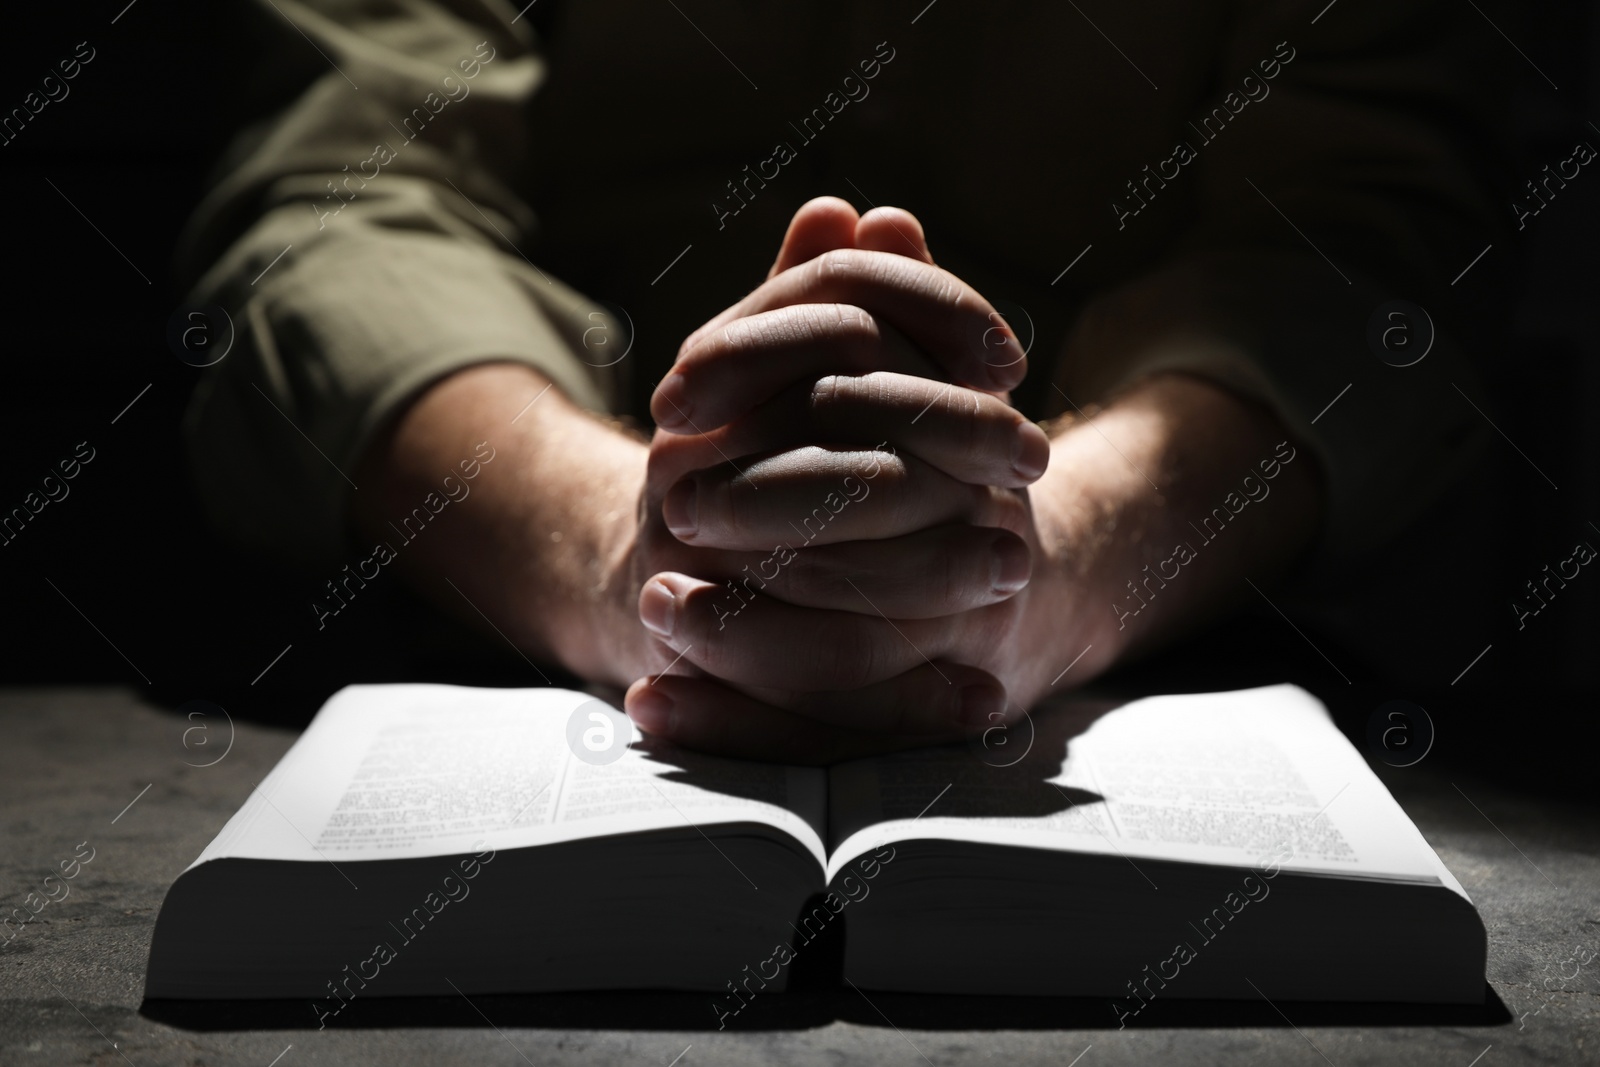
[145,684,1484,1016]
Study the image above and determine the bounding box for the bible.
[144,683,1485,1016]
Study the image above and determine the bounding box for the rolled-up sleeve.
[1051,0,1512,565]
[179,0,616,567]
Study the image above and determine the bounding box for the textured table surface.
[2,686,1596,1066]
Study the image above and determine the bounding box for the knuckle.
[805,250,837,292]
[809,248,903,302]
[954,393,987,456]
[678,324,734,377]
[711,473,756,542]
[680,585,727,658]
[788,302,880,367]
[884,461,928,530]
[810,247,864,288]
[806,369,867,427]
[935,540,975,612]
[820,303,881,358]
[920,264,964,310]
[715,313,775,361]
[808,374,845,419]
[951,393,1009,464]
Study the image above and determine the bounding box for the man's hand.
[622,199,1057,758]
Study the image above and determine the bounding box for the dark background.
[0,2,1594,794]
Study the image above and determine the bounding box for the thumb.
[767,196,860,278]
[854,206,934,263]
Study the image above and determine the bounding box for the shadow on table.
[141,983,1510,1032]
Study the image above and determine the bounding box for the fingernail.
[630,687,675,734]
[663,480,698,538]
[991,535,1030,595]
[653,373,691,429]
[1012,421,1050,481]
[640,579,677,638]
[958,682,1005,727]
[985,331,1027,389]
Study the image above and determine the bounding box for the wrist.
[353,362,650,684]
[1031,372,1324,666]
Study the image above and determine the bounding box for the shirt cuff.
[185,208,615,567]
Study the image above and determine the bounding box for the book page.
[826,685,1439,883]
[195,684,827,870]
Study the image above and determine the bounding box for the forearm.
[1037,372,1324,668]
[351,362,647,684]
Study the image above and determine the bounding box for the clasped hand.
[618,198,1060,762]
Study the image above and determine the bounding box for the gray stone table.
[2,687,1596,1065]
